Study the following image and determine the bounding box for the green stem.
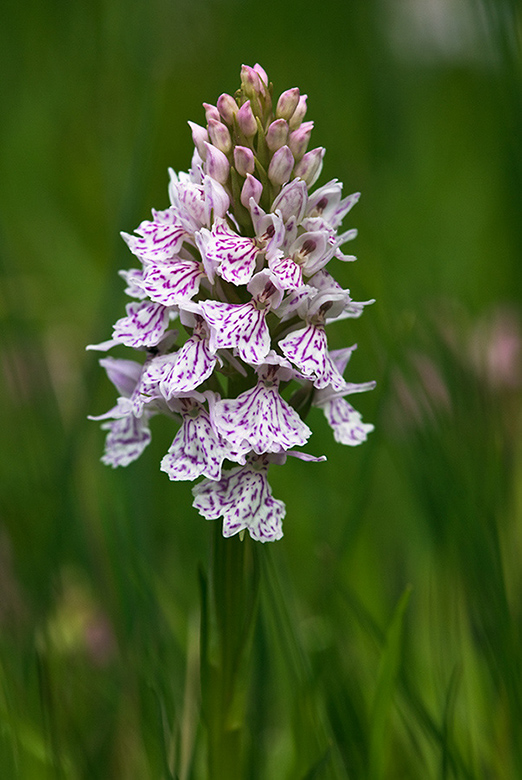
[201,524,260,779]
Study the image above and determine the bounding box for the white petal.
[213,382,311,454]
[140,260,204,306]
[321,397,374,446]
[198,221,258,286]
[160,406,228,481]
[279,324,346,390]
[112,301,170,348]
[201,301,271,366]
[101,415,151,467]
[192,461,285,542]
[121,216,187,263]
[268,254,303,291]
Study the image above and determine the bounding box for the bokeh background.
[1,0,521,777]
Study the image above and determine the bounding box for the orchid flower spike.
[88,65,375,542]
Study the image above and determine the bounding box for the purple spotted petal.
[113,301,170,348]
[101,415,151,467]
[278,323,346,390]
[319,396,374,445]
[121,212,187,263]
[160,404,228,481]
[192,460,285,542]
[197,221,258,286]
[118,268,148,299]
[200,300,271,365]
[142,335,216,399]
[213,380,311,454]
[140,260,205,307]
[268,254,303,291]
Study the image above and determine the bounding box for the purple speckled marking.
[213,374,311,454]
[201,300,271,366]
[160,402,228,481]
[268,254,303,291]
[113,301,170,348]
[141,260,204,307]
[278,323,346,390]
[101,415,152,467]
[200,222,259,286]
[143,334,216,399]
[192,458,285,542]
[122,214,187,263]
[320,396,374,446]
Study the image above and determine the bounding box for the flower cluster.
[88,64,375,542]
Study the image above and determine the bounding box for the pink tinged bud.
[234,145,255,177]
[240,174,263,208]
[266,119,289,152]
[203,102,220,123]
[268,145,295,186]
[241,64,262,98]
[236,100,257,137]
[288,121,314,159]
[204,142,230,185]
[288,94,308,130]
[188,121,209,159]
[276,87,300,121]
[217,93,238,124]
[293,147,325,187]
[253,63,269,86]
[207,118,232,154]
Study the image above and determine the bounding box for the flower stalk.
[200,524,260,778]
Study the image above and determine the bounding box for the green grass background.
[1,0,521,776]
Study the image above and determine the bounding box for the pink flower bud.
[202,102,220,123]
[240,174,263,208]
[217,93,238,124]
[188,121,209,159]
[276,88,300,121]
[241,64,262,98]
[293,147,325,187]
[268,145,295,186]
[204,142,230,185]
[266,119,289,152]
[288,94,308,130]
[253,63,269,86]
[207,119,232,154]
[288,121,314,159]
[234,146,255,177]
[236,100,257,137]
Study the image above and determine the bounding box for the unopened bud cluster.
[189,64,325,224]
[88,65,375,542]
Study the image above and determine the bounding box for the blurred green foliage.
[1,0,521,776]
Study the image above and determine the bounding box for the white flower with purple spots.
[200,270,284,366]
[141,313,217,399]
[88,64,375,541]
[192,454,285,542]
[213,360,311,454]
[101,415,152,468]
[139,256,206,307]
[121,209,188,264]
[160,394,234,482]
[278,291,352,390]
[196,212,283,287]
[112,300,172,349]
